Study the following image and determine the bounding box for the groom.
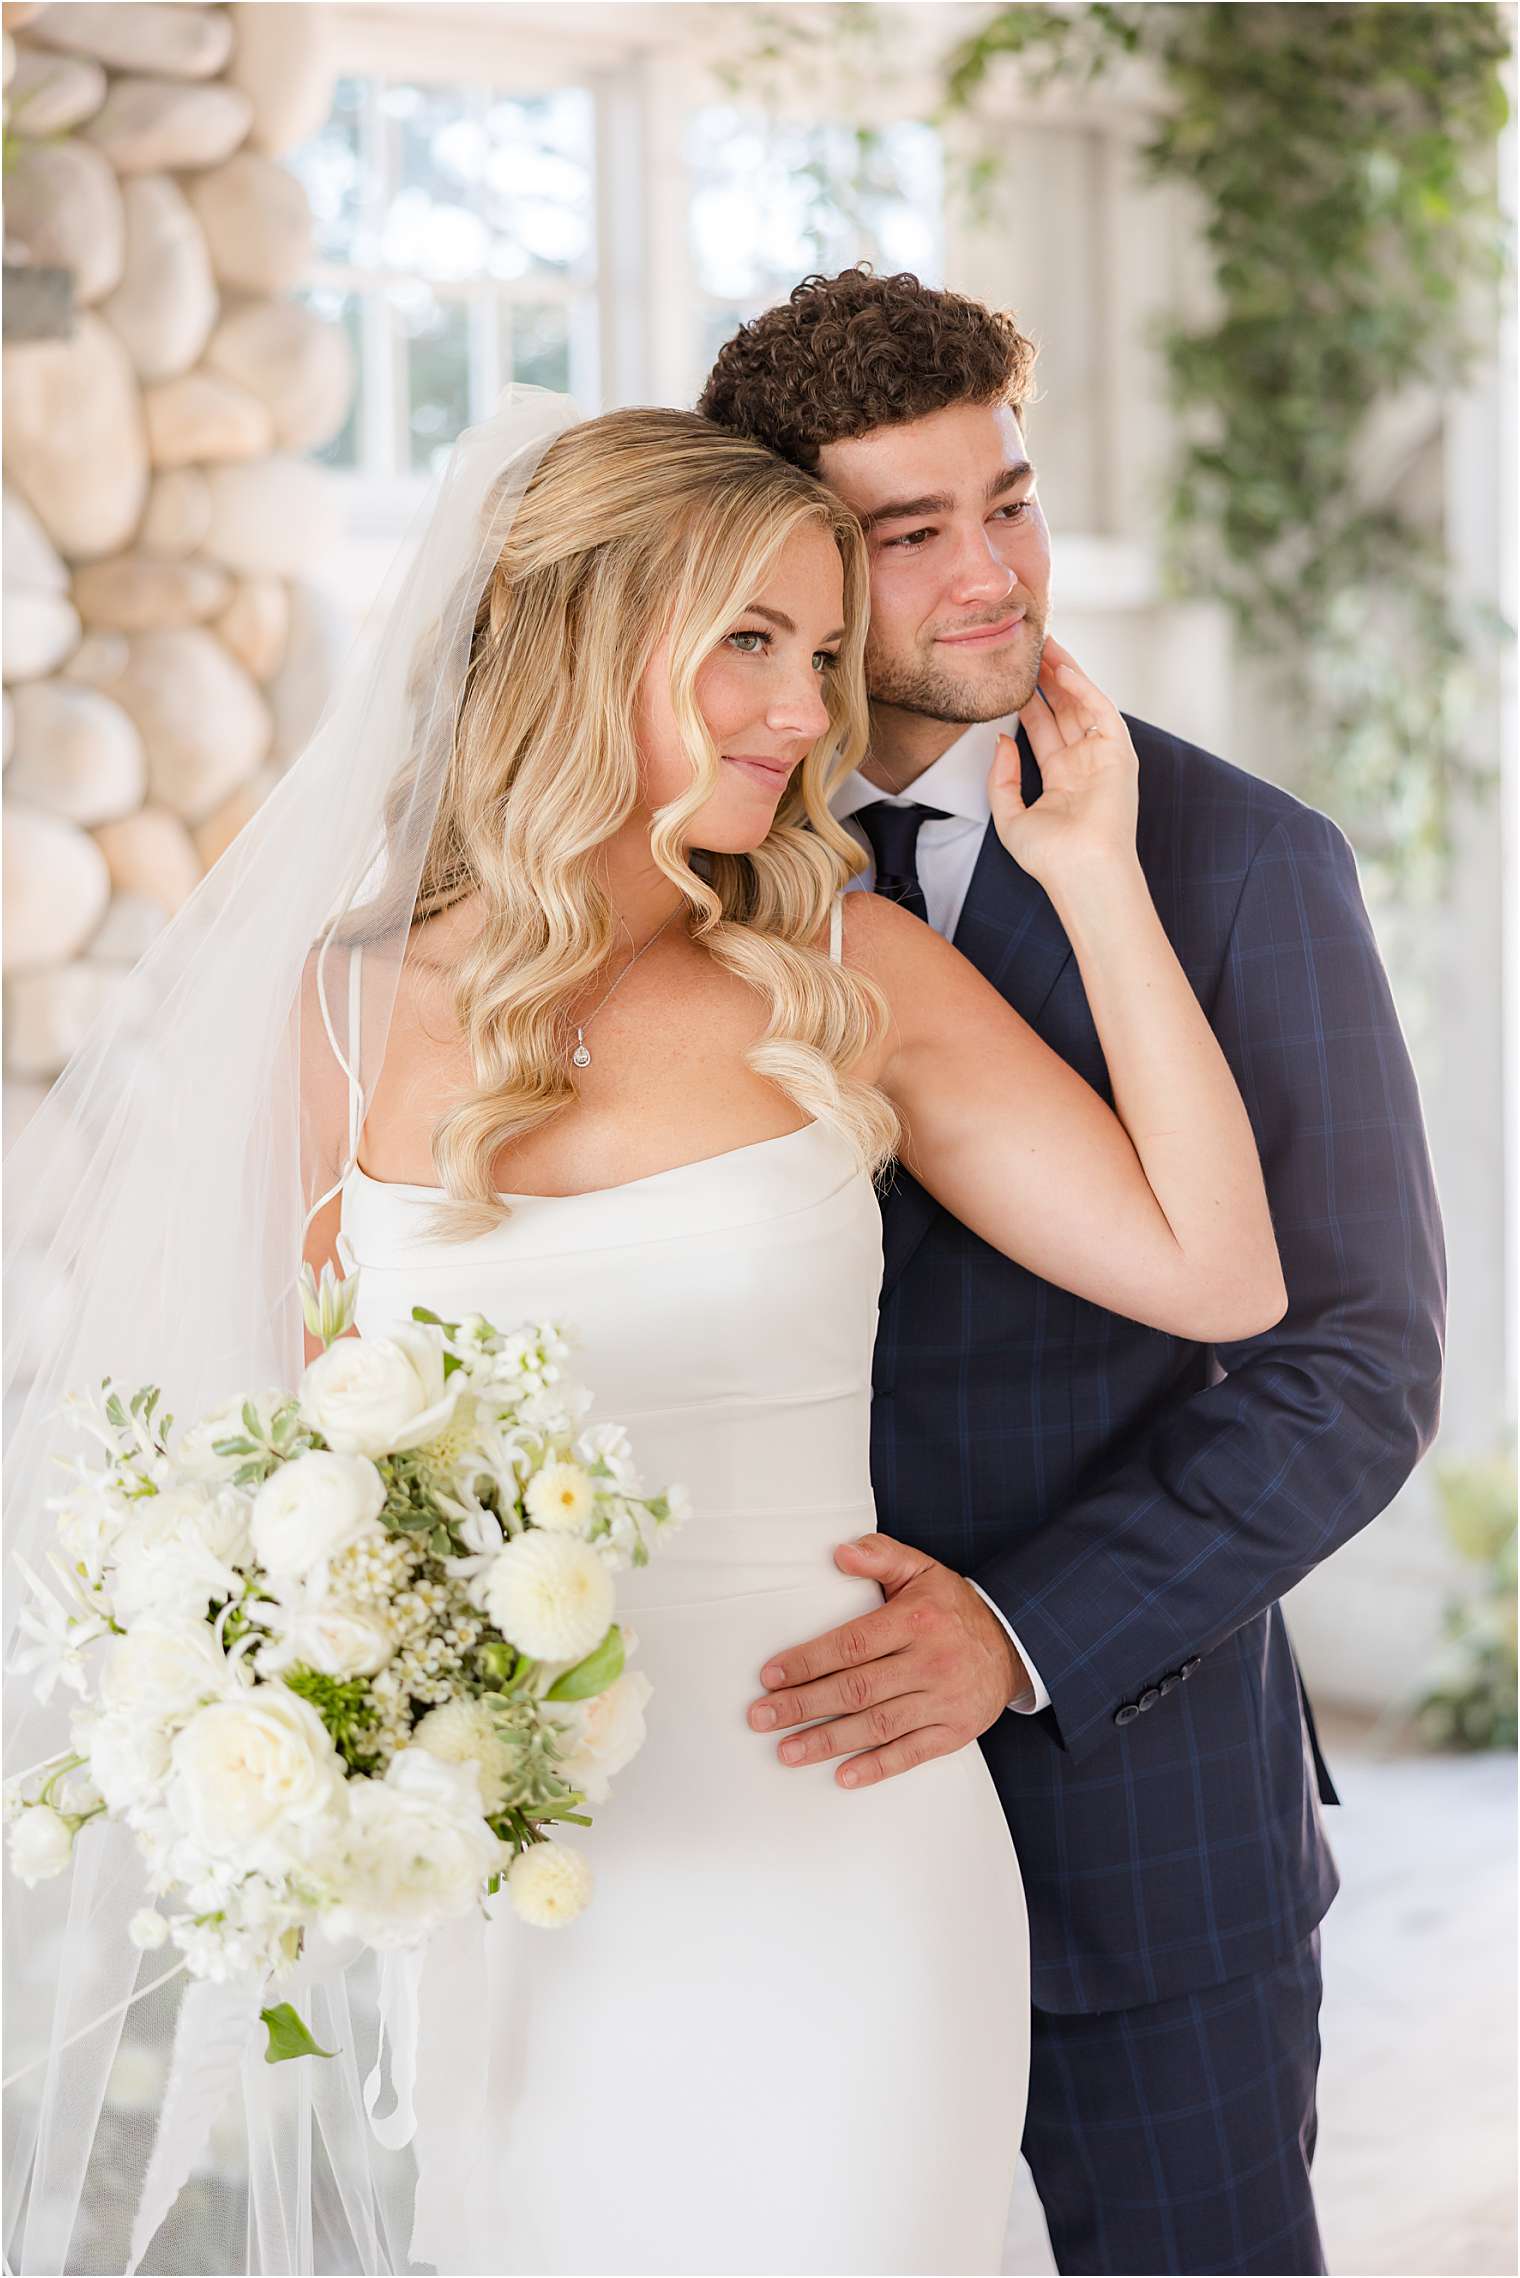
[702,269,1446,2275]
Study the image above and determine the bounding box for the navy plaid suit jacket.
[870,716,1446,2015]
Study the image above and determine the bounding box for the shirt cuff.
[967,1582,1052,1715]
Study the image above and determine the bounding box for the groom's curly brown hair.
[697,267,1038,472]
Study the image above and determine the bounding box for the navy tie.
[856,801,950,925]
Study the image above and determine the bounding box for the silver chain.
[569,905,681,1070]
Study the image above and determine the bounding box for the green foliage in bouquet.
[1414,1450,1517,1752]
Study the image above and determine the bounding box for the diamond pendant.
[571,1030,591,1070]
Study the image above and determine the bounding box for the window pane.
[380,81,493,280]
[687,109,942,306]
[482,91,595,282]
[395,285,472,474]
[289,73,366,264]
[298,285,363,470]
[501,300,571,393]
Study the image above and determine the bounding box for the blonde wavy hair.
[405,406,899,1235]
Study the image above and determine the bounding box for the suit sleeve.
[970,805,1447,1762]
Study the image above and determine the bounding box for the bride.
[4,393,1283,2278]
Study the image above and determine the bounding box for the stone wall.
[2,0,350,1108]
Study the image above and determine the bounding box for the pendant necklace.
[569,905,681,1071]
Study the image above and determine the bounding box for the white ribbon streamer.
[362,1944,427,2149]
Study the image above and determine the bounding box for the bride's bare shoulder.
[835,887,962,990]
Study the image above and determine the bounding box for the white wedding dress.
[339,903,1029,2277]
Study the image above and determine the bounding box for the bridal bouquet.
[6,1264,686,2053]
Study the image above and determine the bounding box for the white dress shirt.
[832,717,1053,1718]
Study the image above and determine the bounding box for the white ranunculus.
[168,1688,345,1863]
[506,1840,592,1928]
[9,1806,75,1887]
[298,1325,462,1459]
[548,1668,653,1805]
[316,1749,501,1948]
[250,1451,385,1582]
[100,1622,236,1718]
[483,1531,615,1664]
[110,1486,251,1623]
[258,1603,394,1680]
[85,1713,173,1813]
[524,1460,596,1534]
[175,1392,283,1480]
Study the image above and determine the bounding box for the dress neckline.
[347,1117,825,1206]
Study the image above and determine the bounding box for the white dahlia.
[506,1840,593,1928]
[524,1460,595,1534]
[483,1532,614,1664]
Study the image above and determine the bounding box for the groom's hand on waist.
[746,1534,1028,1788]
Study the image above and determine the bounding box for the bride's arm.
[855,640,1285,1344]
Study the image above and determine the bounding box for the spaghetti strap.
[829,893,844,965]
[346,943,364,1162]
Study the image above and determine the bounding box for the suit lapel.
[879,729,1076,1304]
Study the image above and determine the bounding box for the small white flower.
[128,1908,169,1950]
[299,1324,461,1459]
[250,1450,385,1581]
[506,1840,592,1928]
[8,1806,75,1887]
[547,1668,653,1804]
[483,1532,615,1664]
[10,1554,107,1702]
[524,1461,595,1534]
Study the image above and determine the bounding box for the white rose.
[298,1325,461,1459]
[548,1668,652,1804]
[258,1603,394,1680]
[175,1392,283,1480]
[8,1806,75,1887]
[483,1532,615,1664]
[85,1714,173,1813]
[250,1451,385,1581]
[169,1688,345,1862]
[100,1623,236,1718]
[524,1460,596,1534]
[506,1840,592,1928]
[110,1486,250,1623]
[315,1748,501,1948]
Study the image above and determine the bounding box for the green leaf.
[545,1624,624,1703]
[259,2003,336,2064]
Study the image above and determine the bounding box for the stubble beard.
[864,602,1048,726]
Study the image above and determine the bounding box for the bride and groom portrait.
[2,249,1449,2278]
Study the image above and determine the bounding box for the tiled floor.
[1001,1716,1517,2277]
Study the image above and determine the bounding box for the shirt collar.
[831,713,1017,828]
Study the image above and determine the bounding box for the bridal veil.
[2,388,578,2275]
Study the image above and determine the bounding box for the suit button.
[1138,1687,1161,1712]
[1181,1656,1202,1678]
[1158,1673,1181,1695]
[1114,1703,1140,1726]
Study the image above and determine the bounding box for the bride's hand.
[991,636,1140,893]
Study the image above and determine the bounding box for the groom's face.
[816,401,1049,725]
